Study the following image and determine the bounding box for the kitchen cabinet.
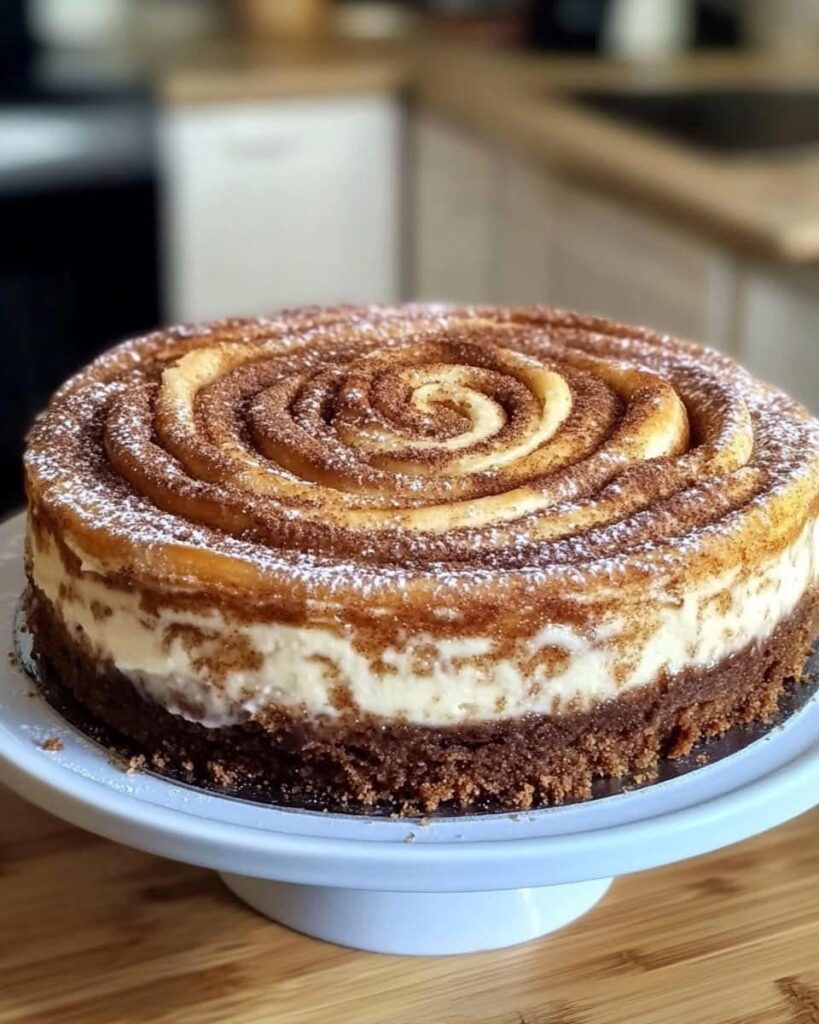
[412,114,740,351]
[412,114,499,304]
[494,156,554,306]
[163,94,401,321]
[736,265,819,412]
[547,181,739,351]
[413,116,553,307]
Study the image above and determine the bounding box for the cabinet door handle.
[223,132,300,159]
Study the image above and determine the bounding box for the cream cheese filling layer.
[29,518,819,728]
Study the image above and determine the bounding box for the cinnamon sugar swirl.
[23,305,819,812]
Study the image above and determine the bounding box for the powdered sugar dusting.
[24,304,819,613]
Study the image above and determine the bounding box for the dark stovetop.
[0,45,153,109]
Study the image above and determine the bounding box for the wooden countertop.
[159,36,819,264]
[159,37,412,104]
[416,44,819,264]
[2,781,819,1024]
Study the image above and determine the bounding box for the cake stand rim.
[2,690,817,893]
[3,511,819,893]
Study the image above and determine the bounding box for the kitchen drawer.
[163,95,400,320]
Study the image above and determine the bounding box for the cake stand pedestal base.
[220,874,613,955]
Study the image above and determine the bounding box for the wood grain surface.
[1,784,818,1024]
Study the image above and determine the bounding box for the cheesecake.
[23,305,819,812]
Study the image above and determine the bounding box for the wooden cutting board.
[1,783,818,1024]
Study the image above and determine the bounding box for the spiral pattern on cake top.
[24,306,819,601]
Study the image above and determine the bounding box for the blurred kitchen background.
[2,0,818,512]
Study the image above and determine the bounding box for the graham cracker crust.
[26,585,819,815]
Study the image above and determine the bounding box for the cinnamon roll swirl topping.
[26,306,817,599]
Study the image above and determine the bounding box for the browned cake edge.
[26,583,819,815]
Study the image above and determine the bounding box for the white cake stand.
[2,512,818,956]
